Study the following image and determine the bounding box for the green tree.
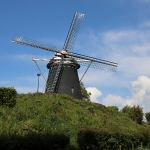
[107,106,119,112]
[145,112,150,124]
[80,82,91,101]
[121,105,143,124]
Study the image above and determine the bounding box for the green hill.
[0,93,150,149]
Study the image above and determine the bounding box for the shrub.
[0,133,70,150]
[145,112,150,124]
[86,106,94,113]
[77,130,99,150]
[0,87,17,107]
[77,129,150,150]
[107,106,119,112]
[121,105,143,124]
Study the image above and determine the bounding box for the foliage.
[77,129,150,150]
[0,133,69,150]
[80,82,91,101]
[121,105,143,124]
[145,112,150,124]
[0,87,17,107]
[0,92,150,149]
[107,106,119,112]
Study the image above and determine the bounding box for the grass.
[0,92,150,149]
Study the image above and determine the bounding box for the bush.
[0,87,17,107]
[80,82,91,101]
[77,129,150,150]
[145,112,150,124]
[121,105,143,124]
[77,130,99,150]
[107,106,119,112]
[0,133,70,150]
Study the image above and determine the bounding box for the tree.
[121,105,143,124]
[80,82,91,101]
[107,106,119,112]
[145,112,150,124]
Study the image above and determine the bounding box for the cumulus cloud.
[129,76,150,112]
[102,76,150,112]
[102,94,125,107]
[78,25,150,113]
[86,87,102,103]
[79,26,150,90]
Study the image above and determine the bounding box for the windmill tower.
[11,12,118,99]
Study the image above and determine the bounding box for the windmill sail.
[12,35,118,72]
[68,52,118,72]
[63,12,84,51]
[12,34,57,53]
[12,34,118,72]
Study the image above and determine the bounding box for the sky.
[1,0,150,112]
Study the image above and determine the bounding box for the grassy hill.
[0,92,150,149]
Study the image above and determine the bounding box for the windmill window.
[71,87,74,93]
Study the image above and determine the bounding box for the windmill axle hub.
[47,57,80,69]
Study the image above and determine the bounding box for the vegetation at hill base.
[145,112,150,125]
[121,105,143,125]
[80,82,91,101]
[0,91,150,149]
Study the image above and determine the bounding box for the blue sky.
[1,0,150,112]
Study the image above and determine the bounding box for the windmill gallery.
[12,12,118,99]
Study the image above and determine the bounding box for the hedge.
[77,129,150,150]
[0,87,17,107]
[0,133,70,150]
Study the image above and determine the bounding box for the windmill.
[12,12,118,99]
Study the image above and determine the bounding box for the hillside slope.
[0,93,149,149]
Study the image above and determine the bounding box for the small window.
[71,87,74,93]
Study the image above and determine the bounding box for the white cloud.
[102,76,150,112]
[86,87,102,103]
[101,29,150,59]
[139,21,150,28]
[129,76,150,112]
[102,94,128,108]
[79,26,150,90]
